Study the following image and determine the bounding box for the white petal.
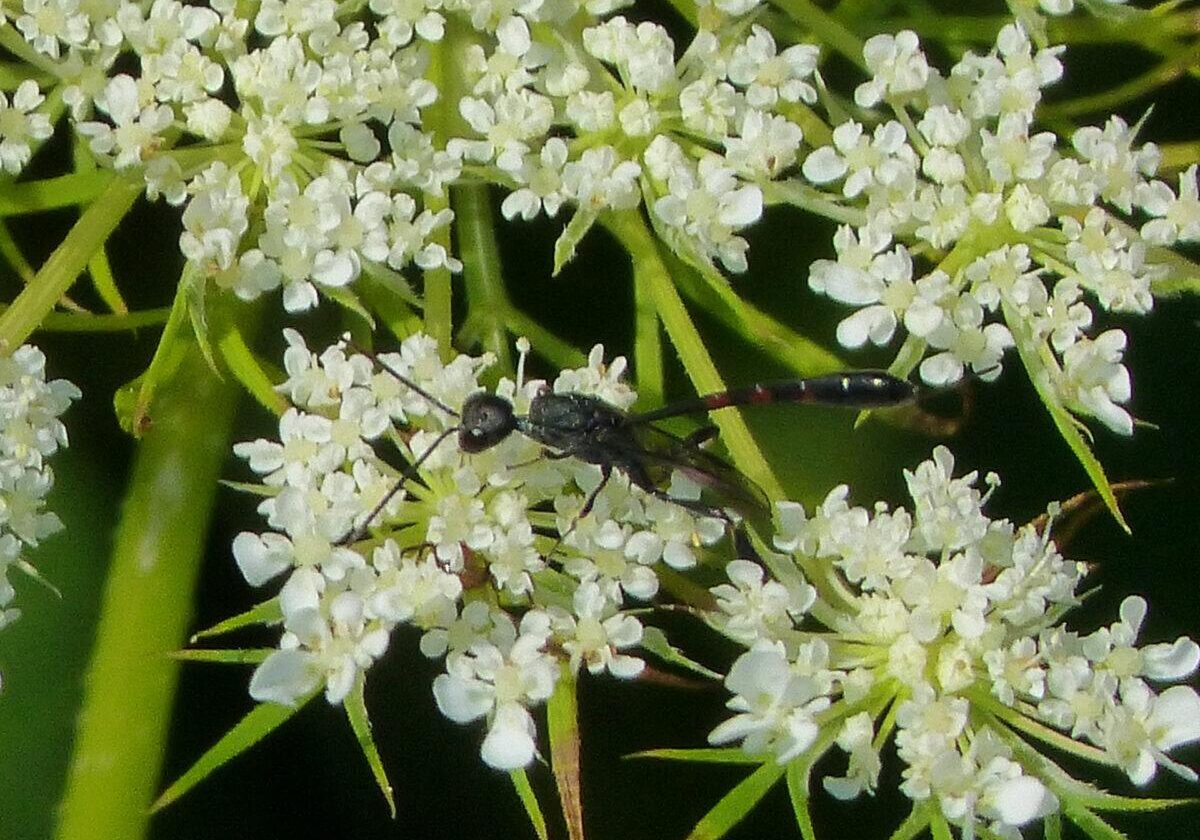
[719,186,763,227]
[232,531,291,586]
[1151,685,1200,751]
[480,703,537,769]
[249,649,321,706]
[802,146,847,183]
[432,673,491,723]
[1142,638,1200,681]
[988,776,1056,826]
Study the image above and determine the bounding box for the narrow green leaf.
[216,320,289,417]
[929,809,954,840]
[632,747,760,765]
[1045,811,1063,840]
[182,264,219,374]
[345,678,396,818]
[547,672,585,840]
[552,208,598,275]
[355,280,422,343]
[0,173,142,352]
[1062,802,1130,840]
[686,761,786,840]
[151,694,315,812]
[113,290,192,436]
[357,267,423,341]
[0,170,113,216]
[322,283,376,331]
[1002,300,1128,532]
[32,307,171,332]
[218,479,277,498]
[1068,789,1195,813]
[784,761,817,840]
[13,557,62,598]
[87,246,128,316]
[190,598,283,641]
[639,627,722,680]
[1042,398,1128,531]
[1146,243,1200,297]
[509,769,549,840]
[988,700,1110,765]
[885,806,931,840]
[169,648,273,665]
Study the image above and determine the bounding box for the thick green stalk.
[55,336,242,840]
[455,182,514,369]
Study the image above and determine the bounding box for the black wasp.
[348,356,915,542]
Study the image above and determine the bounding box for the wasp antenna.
[345,338,460,418]
[340,424,461,546]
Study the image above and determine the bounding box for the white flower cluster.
[0,345,79,689]
[10,2,1193,434]
[9,0,830,308]
[805,24,1199,435]
[707,446,1200,837]
[233,331,723,768]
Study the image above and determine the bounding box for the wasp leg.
[546,465,613,560]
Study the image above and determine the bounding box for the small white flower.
[855,30,930,107]
[1057,329,1133,435]
[76,74,174,169]
[0,81,52,175]
[709,645,830,763]
[553,581,644,678]
[1138,164,1200,245]
[727,25,819,109]
[432,612,560,769]
[709,558,813,645]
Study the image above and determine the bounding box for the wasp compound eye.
[459,392,519,453]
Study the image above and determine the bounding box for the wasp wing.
[617,421,771,519]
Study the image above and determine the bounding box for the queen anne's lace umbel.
[236,333,1200,835]
[234,332,722,768]
[2,1,1188,437]
[803,24,1196,437]
[709,446,1200,837]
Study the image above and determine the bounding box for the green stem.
[0,23,64,76]
[868,12,1196,48]
[454,182,514,369]
[1038,40,1200,121]
[423,195,455,358]
[775,0,867,70]
[422,27,464,358]
[10,306,171,332]
[632,254,664,407]
[0,174,142,353]
[603,210,784,500]
[55,336,243,840]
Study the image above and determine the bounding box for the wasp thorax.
[459,392,519,453]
